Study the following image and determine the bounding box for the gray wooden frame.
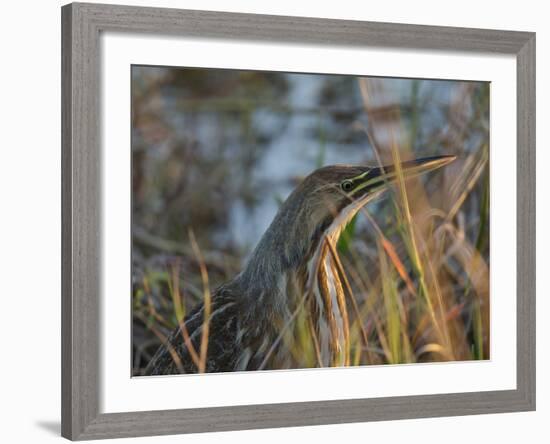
[61,2,536,440]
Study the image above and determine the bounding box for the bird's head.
[306,155,455,206]
[290,155,456,242]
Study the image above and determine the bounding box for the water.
[132,66,486,259]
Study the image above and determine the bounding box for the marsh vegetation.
[131,66,489,375]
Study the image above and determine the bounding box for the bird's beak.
[350,155,456,196]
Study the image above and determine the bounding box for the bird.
[145,154,456,375]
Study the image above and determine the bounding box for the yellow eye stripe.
[349,169,370,182]
[349,171,393,196]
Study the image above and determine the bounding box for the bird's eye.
[341,180,354,192]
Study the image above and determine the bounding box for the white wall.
[0,0,546,442]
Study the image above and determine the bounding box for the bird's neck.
[235,194,363,313]
[230,195,368,369]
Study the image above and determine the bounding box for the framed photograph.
[61,2,535,440]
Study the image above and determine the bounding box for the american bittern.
[146,155,455,375]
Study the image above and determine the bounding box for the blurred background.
[131,66,489,375]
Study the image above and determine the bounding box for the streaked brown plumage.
[146,155,455,375]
